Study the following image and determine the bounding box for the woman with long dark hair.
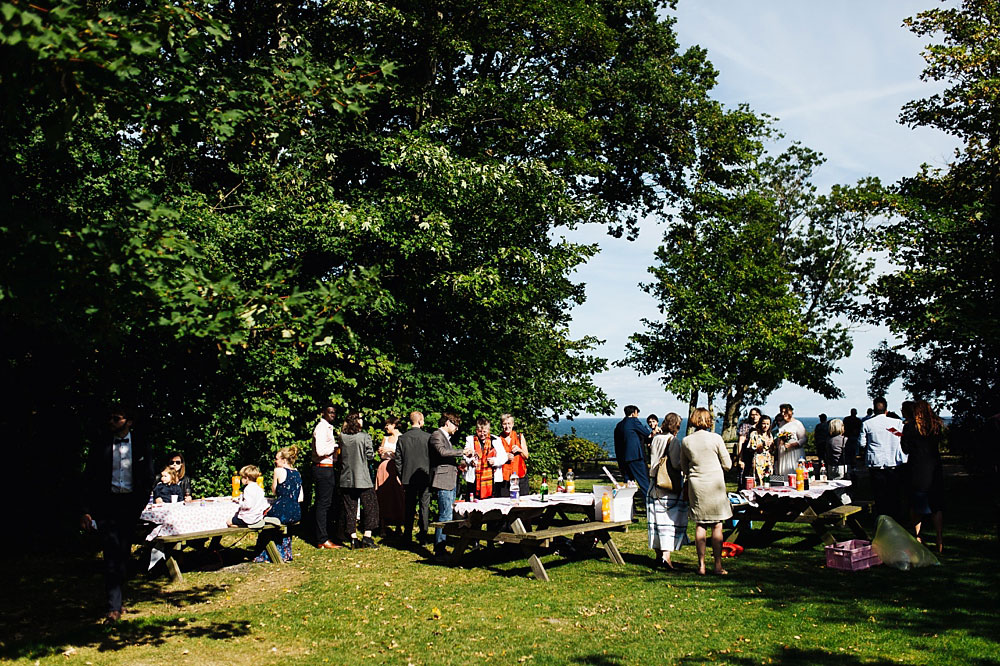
[901,400,945,552]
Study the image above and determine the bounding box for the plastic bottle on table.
[231,473,241,498]
[557,469,565,493]
[540,474,548,502]
[601,492,611,522]
[566,468,575,494]
[509,472,519,500]
[819,463,828,482]
[795,459,805,492]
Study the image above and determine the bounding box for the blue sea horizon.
[548,415,827,456]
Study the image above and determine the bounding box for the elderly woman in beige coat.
[680,407,733,575]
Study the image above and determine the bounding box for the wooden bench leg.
[847,516,870,541]
[265,538,283,564]
[523,547,550,581]
[597,531,625,565]
[510,518,550,581]
[165,543,184,584]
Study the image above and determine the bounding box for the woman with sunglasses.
[166,453,193,501]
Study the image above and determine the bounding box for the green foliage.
[622,139,876,438]
[864,1,1000,423]
[521,421,563,489]
[561,432,608,464]
[2,0,789,503]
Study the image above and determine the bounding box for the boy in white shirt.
[228,465,269,527]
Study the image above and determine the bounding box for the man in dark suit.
[394,411,432,544]
[429,411,468,557]
[613,404,651,500]
[80,405,156,623]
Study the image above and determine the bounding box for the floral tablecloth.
[453,492,595,517]
[739,479,852,505]
[140,497,241,541]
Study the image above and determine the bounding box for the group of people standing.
[617,396,948,577]
[311,407,530,558]
[615,405,734,576]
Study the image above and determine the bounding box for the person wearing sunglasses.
[166,452,193,501]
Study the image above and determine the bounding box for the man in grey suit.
[429,411,467,556]
[395,411,432,544]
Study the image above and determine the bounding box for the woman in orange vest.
[498,413,530,497]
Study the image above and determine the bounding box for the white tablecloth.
[739,479,852,505]
[453,492,595,517]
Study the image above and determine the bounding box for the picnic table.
[725,480,869,547]
[140,498,286,583]
[433,493,630,582]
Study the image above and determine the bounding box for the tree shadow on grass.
[2,614,251,661]
[0,545,243,662]
[730,475,1000,646]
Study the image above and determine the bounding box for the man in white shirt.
[312,405,341,549]
[861,396,907,522]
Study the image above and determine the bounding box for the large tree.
[2,0,762,508]
[865,0,1000,422]
[623,142,876,438]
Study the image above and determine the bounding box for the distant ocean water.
[548,415,825,456]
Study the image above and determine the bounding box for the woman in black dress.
[900,400,945,552]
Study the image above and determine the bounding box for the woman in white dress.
[646,412,688,569]
[773,403,806,476]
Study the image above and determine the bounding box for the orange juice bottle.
[231,473,241,497]
[795,459,805,492]
[601,492,611,522]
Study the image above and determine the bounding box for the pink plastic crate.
[825,539,882,571]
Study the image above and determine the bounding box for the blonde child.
[152,466,183,504]
[227,465,269,527]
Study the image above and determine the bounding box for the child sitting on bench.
[228,465,269,527]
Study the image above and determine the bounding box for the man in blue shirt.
[613,405,651,501]
[861,396,907,523]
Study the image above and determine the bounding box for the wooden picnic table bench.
[152,522,288,583]
[725,482,868,547]
[433,498,631,582]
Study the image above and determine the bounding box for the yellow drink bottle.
[601,492,611,522]
[231,473,241,497]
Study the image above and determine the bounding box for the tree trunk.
[706,392,715,432]
[721,387,746,443]
[686,389,698,435]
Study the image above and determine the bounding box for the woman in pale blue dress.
[646,412,688,569]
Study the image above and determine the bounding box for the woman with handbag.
[647,412,688,569]
[681,407,733,575]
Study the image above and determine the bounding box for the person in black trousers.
[395,411,432,544]
[80,405,155,623]
[312,405,342,549]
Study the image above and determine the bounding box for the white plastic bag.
[871,515,940,570]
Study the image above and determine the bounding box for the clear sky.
[561,1,959,419]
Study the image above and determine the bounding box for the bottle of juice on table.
[231,473,241,497]
[795,459,805,492]
[540,474,548,502]
[566,468,575,494]
[601,492,611,522]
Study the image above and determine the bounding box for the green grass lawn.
[2,473,997,665]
